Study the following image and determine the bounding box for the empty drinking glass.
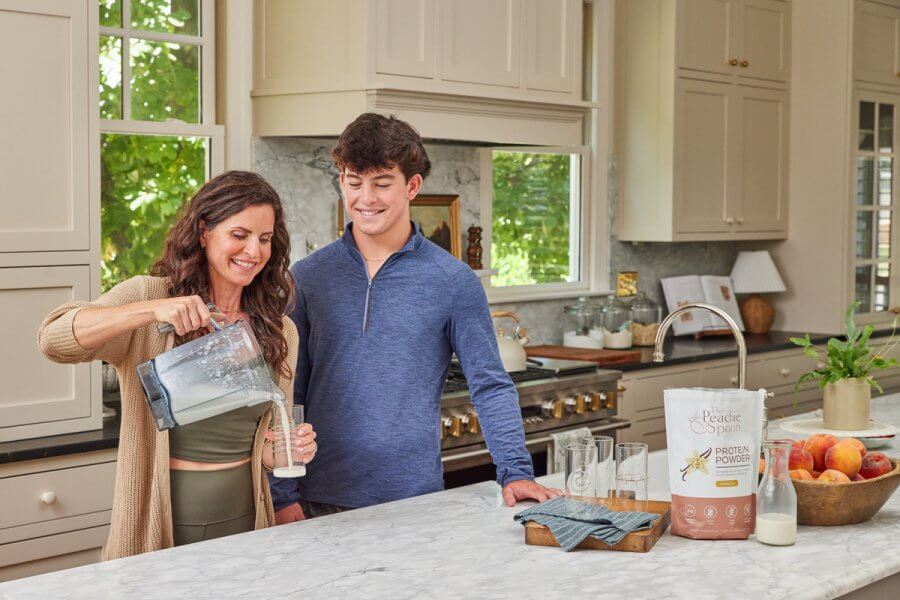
[272,404,307,478]
[615,442,648,501]
[565,443,598,501]
[583,435,614,499]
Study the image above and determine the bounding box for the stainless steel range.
[440,358,629,486]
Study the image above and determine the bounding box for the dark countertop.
[0,329,873,466]
[616,330,839,372]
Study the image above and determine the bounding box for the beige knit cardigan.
[37,275,298,560]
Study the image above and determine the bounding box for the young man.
[270,113,560,522]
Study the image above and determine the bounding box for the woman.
[38,170,316,559]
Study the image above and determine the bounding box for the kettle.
[137,318,282,430]
[490,311,529,372]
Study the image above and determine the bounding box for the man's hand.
[501,479,563,506]
[274,502,305,525]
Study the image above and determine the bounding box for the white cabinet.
[616,0,790,242]
[0,450,115,582]
[441,0,520,87]
[854,0,900,88]
[0,266,98,442]
[252,0,586,144]
[523,0,580,93]
[375,0,435,78]
[0,0,90,252]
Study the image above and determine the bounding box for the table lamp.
[730,250,786,335]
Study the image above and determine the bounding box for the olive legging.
[170,463,255,546]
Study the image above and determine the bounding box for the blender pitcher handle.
[156,303,224,334]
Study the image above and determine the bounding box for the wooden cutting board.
[525,344,642,366]
[524,497,671,553]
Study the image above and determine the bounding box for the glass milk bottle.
[756,440,797,546]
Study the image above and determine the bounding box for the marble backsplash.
[253,137,737,344]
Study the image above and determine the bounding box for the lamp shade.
[730,251,786,294]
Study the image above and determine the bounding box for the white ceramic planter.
[823,378,871,431]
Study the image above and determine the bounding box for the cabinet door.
[440,0,520,87]
[677,0,736,77]
[734,86,788,233]
[523,0,580,94]
[0,266,92,441]
[375,0,435,78]
[674,78,734,234]
[737,0,789,83]
[855,0,900,87]
[0,0,90,252]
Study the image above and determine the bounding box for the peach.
[851,474,866,482]
[811,470,822,479]
[789,447,815,473]
[824,442,863,478]
[838,437,867,458]
[804,434,838,472]
[790,469,814,481]
[791,439,806,450]
[817,469,851,483]
[859,452,893,479]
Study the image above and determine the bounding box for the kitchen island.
[1,398,897,600]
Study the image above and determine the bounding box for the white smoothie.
[272,396,306,479]
[755,512,797,546]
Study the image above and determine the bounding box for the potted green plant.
[790,302,898,431]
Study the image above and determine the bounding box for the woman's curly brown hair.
[151,170,295,379]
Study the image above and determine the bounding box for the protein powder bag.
[664,387,765,540]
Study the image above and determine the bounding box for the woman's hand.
[151,296,219,336]
[290,423,317,465]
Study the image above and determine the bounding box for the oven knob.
[565,394,586,414]
[590,391,608,411]
[541,399,564,419]
[442,416,463,438]
[462,413,480,434]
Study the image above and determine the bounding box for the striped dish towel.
[515,497,660,552]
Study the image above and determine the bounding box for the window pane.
[879,103,894,153]
[878,210,892,260]
[875,262,890,312]
[130,39,200,123]
[860,101,875,151]
[99,36,122,119]
[132,0,200,36]
[492,151,579,287]
[855,265,872,313]
[101,134,207,291]
[856,211,873,259]
[857,157,874,205]
[99,0,121,27]
[878,157,893,207]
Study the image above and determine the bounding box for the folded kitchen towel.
[514,497,660,552]
[549,427,593,474]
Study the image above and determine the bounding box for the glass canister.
[562,297,604,349]
[756,440,797,546]
[631,292,662,346]
[601,296,633,349]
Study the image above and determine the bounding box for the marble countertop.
[2,397,897,599]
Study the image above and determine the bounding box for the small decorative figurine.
[466,226,483,270]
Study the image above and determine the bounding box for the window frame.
[98,0,223,174]
[850,89,900,327]
[481,144,605,303]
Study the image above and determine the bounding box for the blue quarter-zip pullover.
[268,223,534,509]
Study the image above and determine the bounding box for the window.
[482,147,596,300]
[98,0,222,290]
[853,97,897,318]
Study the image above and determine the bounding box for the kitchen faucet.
[652,302,747,389]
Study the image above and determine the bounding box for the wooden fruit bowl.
[792,459,900,526]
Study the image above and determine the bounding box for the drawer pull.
[40,491,57,505]
[780,368,790,377]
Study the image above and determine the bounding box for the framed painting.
[410,194,461,259]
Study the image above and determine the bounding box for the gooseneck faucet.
[652,302,748,389]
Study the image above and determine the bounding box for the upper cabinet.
[677,0,789,83]
[854,0,900,87]
[615,0,790,242]
[0,0,91,253]
[252,0,586,145]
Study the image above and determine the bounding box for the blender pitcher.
[137,319,283,431]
